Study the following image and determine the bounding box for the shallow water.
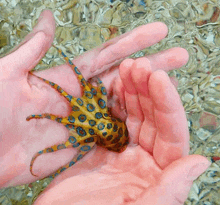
[0,0,220,204]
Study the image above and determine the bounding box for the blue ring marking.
[68,116,75,123]
[107,135,113,141]
[97,123,105,130]
[74,67,81,75]
[107,123,112,129]
[65,124,75,129]
[57,87,63,93]
[113,124,118,132]
[45,115,51,119]
[89,129,95,135]
[91,88,97,95]
[101,87,107,95]
[46,148,54,152]
[38,150,43,154]
[69,136,77,144]
[77,154,83,161]
[61,51,67,57]
[84,91,93,99]
[66,95,73,101]
[78,114,87,122]
[54,173,59,177]
[60,167,66,173]
[98,98,106,109]
[84,137,94,143]
[72,106,80,111]
[76,98,84,106]
[57,144,65,150]
[68,59,73,65]
[80,145,91,151]
[89,120,96,126]
[104,113,108,117]
[95,112,103,119]
[72,142,80,147]
[69,161,75,166]
[102,132,107,137]
[76,127,86,136]
[81,78,86,87]
[87,103,95,112]
[56,118,62,123]
[111,117,116,122]
[49,82,55,86]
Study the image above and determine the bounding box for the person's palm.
[33,56,210,205]
[0,10,210,205]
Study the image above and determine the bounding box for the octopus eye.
[101,87,107,95]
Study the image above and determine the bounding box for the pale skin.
[0,10,211,204]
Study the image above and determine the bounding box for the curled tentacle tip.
[30,172,39,177]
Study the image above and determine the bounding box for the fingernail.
[187,162,211,181]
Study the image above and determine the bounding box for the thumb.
[160,155,211,204]
[135,155,211,205]
[0,10,55,80]
[1,32,46,79]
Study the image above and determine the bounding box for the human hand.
[33,58,211,205]
[0,9,209,196]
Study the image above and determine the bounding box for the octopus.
[26,46,129,178]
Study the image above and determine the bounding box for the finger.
[114,77,126,110]
[92,22,168,72]
[109,76,127,121]
[73,22,168,75]
[0,32,46,79]
[119,59,136,94]
[131,57,152,96]
[45,46,188,92]
[148,47,189,72]
[11,10,55,57]
[129,58,156,153]
[119,59,148,144]
[149,70,189,168]
[160,155,211,204]
[134,155,211,205]
[0,10,55,78]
